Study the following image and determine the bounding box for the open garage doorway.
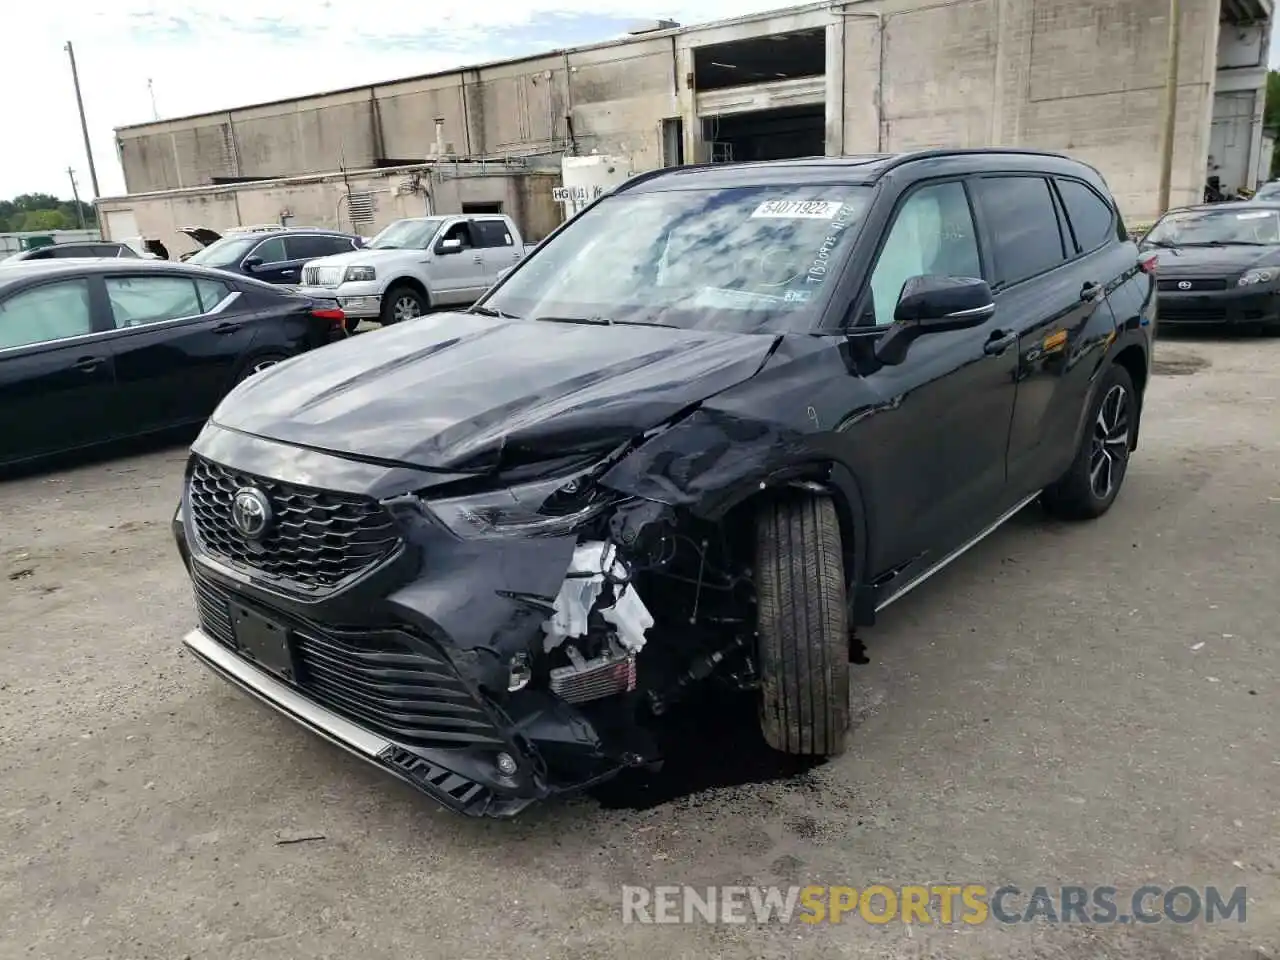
[701,105,826,163]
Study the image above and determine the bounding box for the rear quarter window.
[1055,178,1117,254]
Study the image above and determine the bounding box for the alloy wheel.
[393,296,422,322]
[1089,384,1129,500]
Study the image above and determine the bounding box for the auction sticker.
[751,200,844,219]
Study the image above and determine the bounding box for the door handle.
[473,255,484,263]
[983,330,1018,356]
[1081,281,1104,302]
[73,356,103,372]
[212,322,242,335]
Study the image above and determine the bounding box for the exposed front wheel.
[379,285,428,325]
[1041,363,1136,520]
[754,495,850,756]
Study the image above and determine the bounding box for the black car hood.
[1147,243,1280,276]
[213,312,779,473]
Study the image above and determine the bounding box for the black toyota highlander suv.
[173,149,1156,817]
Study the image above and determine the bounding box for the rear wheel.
[1041,363,1135,520]
[235,353,289,384]
[379,284,427,325]
[754,495,850,756]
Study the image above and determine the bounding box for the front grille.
[188,456,401,594]
[302,265,343,287]
[193,574,505,750]
[1160,306,1228,323]
[1159,278,1229,291]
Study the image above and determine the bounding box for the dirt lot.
[1,334,1277,960]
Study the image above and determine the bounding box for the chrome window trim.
[0,288,242,357]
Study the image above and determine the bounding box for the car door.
[101,272,257,433]
[241,235,293,284]
[431,221,488,304]
[969,174,1119,494]
[0,275,119,465]
[842,178,1020,580]
[472,219,524,286]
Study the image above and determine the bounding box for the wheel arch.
[385,275,431,302]
[1112,343,1147,450]
[717,459,876,626]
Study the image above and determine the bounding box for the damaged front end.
[176,425,765,818]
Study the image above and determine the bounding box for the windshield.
[369,218,445,250]
[1254,183,1280,200]
[481,185,874,332]
[187,235,259,267]
[1145,207,1280,246]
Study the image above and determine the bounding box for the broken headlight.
[428,471,613,540]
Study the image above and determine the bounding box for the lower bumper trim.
[183,628,530,816]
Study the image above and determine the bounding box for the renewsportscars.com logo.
[621,885,1248,926]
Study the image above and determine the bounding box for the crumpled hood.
[1147,243,1280,276]
[213,312,779,472]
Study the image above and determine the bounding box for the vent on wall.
[347,191,376,225]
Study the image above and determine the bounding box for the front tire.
[754,495,850,756]
[379,284,427,325]
[1041,363,1136,520]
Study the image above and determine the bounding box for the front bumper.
[184,626,507,813]
[172,444,654,817]
[295,282,383,319]
[1157,283,1280,325]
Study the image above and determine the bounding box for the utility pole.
[1156,0,1182,215]
[67,167,86,229]
[64,40,100,199]
[147,78,159,121]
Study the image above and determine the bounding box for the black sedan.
[0,258,348,468]
[1141,201,1280,331]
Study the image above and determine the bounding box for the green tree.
[19,209,72,231]
[0,193,96,232]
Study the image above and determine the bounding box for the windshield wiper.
[1177,240,1272,247]
[469,304,519,319]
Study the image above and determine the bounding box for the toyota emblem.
[1177,280,1192,290]
[230,487,272,539]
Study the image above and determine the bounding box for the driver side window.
[440,222,474,249]
[867,181,981,326]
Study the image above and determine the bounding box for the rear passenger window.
[286,235,352,260]
[105,276,204,328]
[972,176,1066,286]
[473,220,514,248]
[1055,179,1115,254]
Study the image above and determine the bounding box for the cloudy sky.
[3,3,1278,201]
[3,1,793,200]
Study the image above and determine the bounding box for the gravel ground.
[1,333,1277,959]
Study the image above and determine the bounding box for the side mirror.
[874,275,995,366]
[242,256,263,270]
[436,237,462,254]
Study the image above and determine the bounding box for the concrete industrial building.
[98,0,1273,253]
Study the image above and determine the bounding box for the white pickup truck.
[295,214,528,329]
